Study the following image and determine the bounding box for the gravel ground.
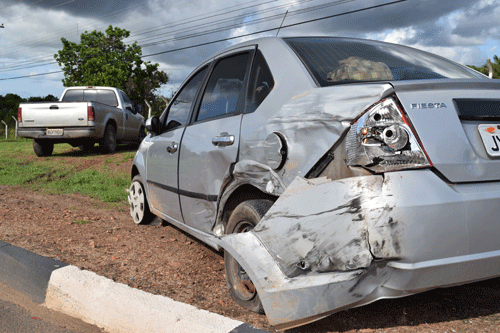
[0,155,499,332]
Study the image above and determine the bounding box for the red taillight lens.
[87,106,95,121]
[18,107,22,122]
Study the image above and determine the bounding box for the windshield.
[285,37,484,87]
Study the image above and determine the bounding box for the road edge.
[0,241,267,333]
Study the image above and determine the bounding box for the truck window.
[120,91,132,105]
[62,89,84,102]
[97,90,119,107]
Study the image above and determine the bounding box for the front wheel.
[129,175,154,225]
[224,199,273,314]
[33,139,54,157]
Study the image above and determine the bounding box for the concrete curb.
[0,241,268,333]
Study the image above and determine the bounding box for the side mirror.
[136,104,143,114]
[145,116,161,135]
[126,105,136,114]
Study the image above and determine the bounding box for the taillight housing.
[18,107,22,122]
[87,106,95,121]
[346,97,432,173]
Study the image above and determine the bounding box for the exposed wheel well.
[106,120,117,133]
[220,184,277,231]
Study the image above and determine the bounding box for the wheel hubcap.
[129,181,145,224]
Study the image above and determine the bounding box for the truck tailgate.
[20,102,89,127]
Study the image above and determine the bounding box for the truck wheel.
[100,124,116,154]
[33,139,54,157]
[129,175,154,225]
[224,199,273,314]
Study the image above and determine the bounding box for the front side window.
[285,37,484,87]
[163,66,208,132]
[197,53,250,122]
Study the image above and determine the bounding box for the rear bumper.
[18,127,98,140]
[219,170,500,329]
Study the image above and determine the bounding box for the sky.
[0,0,499,99]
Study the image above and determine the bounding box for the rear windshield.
[285,37,484,87]
[62,89,119,107]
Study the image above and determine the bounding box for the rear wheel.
[224,199,273,314]
[100,124,116,154]
[33,139,54,157]
[129,175,154,225]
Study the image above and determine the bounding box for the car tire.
[33,139,54,157]
[129,175,154,225]
[100,124,116,154]
[224,199,273,314]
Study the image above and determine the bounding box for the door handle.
[212,133,235,147]
[166,142,178,154]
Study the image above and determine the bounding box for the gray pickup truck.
[18,86,146,156]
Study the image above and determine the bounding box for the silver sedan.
[128,36,500,330]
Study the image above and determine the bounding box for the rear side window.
[96,90,118,107]
[285,37,483,87]
[245,50,274,114]
[197,53,250,122]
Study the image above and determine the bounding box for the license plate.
[478,124,500,157]
[46,128,63,136]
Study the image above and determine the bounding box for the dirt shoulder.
[0,185,499,333]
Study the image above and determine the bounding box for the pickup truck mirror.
[146,116,161,135]
[136,105,143,114]
[126,105,136,114]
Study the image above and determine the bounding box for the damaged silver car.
[128,36,500,329]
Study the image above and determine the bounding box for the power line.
[0,0,346,72]
[0,0,409,81]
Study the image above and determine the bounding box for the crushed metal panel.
[239,83,394,186]
[217,231,373,328]
[253,176,384,277]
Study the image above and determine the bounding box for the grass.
[0,140,135,204]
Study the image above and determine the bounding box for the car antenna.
[276,10,288,37]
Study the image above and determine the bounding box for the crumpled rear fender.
[218,174,401,328]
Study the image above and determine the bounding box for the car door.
[178,47,255,233]
[145,66,209,223]
[119,91,141,140]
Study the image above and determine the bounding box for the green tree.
[27,94,58,103]
[468,55,500,79]
[54,25,168,107]
[0,93,25,126]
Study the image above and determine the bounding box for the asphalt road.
[0,282,103,333]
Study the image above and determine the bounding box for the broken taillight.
[18,107,22,122]
[346,97,432,173]
[87,106,95,121]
